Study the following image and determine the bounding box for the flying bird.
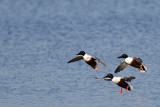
[95,73,135,94]
[67,51,106,70]
[114,54,147,73]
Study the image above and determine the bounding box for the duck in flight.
[67,51,106,70]
[95,73,135,94]
[114,54,147,73]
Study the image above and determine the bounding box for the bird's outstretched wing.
[114,61,128,73]
[94,76,111,81]
[67,55,83,63]
[94,77,104,80]
[133,57,143,63]
[122,76,136,82]
[93,57,106,67]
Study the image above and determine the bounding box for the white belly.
[83,54,92,61]
[125,57,133,64]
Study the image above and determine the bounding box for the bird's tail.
[139,65,147,72]
[128,85,133,91]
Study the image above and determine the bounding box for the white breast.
[125,57,133,64]
[112,77,121,84]
[83,54,92,61]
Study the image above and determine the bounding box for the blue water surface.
[0,0,160,107]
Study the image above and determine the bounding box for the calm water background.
[0,0,160,107]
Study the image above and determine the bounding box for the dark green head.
[77,51,86,56]
[117,54,128,58]
[103,73,114,81]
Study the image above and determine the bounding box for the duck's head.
[117,54,128,58]
[103,73,114,81]
[77,51,86,56]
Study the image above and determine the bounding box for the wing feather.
[67,55,83,63]
[133,57,143,63]
[94,77,104,80]
[93,57,106,67]
[114,61,128,73]
[122,76,136,82]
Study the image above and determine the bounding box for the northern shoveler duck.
[95,73,135,94]
[114,54,147,73]
[67,51,106,70]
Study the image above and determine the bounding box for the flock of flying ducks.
[67,51,147,94]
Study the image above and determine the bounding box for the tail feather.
[139,65,147,72]
[128,85,133,91]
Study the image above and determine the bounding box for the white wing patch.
[125,57,133,64]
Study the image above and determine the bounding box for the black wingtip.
[94,77,98,79]
[131,76,136,79]
[114,70,119,73]
[67,61,71,63]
